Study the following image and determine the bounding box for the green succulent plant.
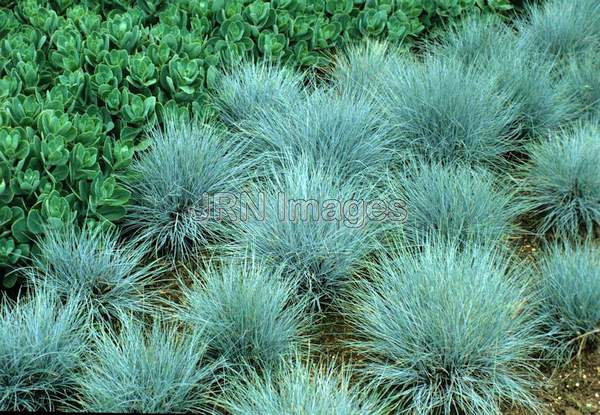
[0,96,134,286]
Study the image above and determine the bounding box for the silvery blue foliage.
[243,87,396,182]
[77,315,221,413]
[174,257,310,370]
[126,115,248,259]
[345,240,544,414]
[433,14,516,69]
[522,123,600,236]
[564,56,600,123]
[538,241,600,362]
[25,224,160,321]
[379,54,518,167]
[392,160,522,245]
[436,15,575,138]
[232,157,382,307]
[0,287,88,411]
[212,61,304,129]
[219,359,388,415]
[331,40,406,99]
[517,0,600,61]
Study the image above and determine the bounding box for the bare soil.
[503,349,600,415]
[539,350,600,415]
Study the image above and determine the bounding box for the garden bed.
[1,0,600,414]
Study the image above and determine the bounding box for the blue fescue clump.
[345,241,543,415]
[219,359,387,415]
[564,56,600,122]
[174,257,309,370]
[25,224,159,321]
[126,115,247,259]
[537,241,600,362]
[212,61,304,129]
[521,123,600,237]
[517,0,600,61]
[434,14,516,69]
[490,54,574,139]
[77,315,221,414]
[233,158,379,306]
[436,14,573,139]
[0,287,88,412]
[244,86,395,182]
[331,40,405,99]
[393,161,521,245]
[379,54,517,167]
